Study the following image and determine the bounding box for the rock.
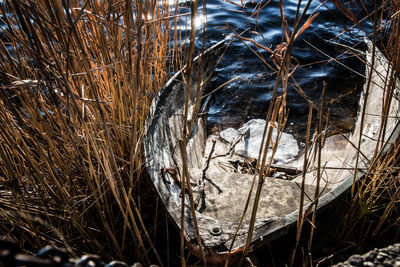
[335,243,400,267]
[383,259,394,267]
[377,252,389,262]
[388,246,399,256]
[364,251,377,262]
[219,119,299,164]
[391,245,400,255]
[349,255,363,266]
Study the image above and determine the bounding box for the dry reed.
[329,0,400,260]
[1,0,399,266]
[0,0,183,264]
[294,1,400,265]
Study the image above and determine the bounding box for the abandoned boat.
[144,39,400,264]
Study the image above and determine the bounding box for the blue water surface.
[181,0,374,139]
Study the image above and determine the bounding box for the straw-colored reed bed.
[0,0,184,265]
[0,0,399,266]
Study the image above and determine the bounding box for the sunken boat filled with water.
[144,39,400,264]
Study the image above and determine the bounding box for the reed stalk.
[309,1,400,265]
[289,101,314,267]
[1,0,399,265]
[178,0,208,265]
[0,0,179,264]
[237,0,316,262]
[305,83,326,266]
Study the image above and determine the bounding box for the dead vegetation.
[0,0,183,264]
[0,0,399,266]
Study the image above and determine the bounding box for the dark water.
[177,0,373,140]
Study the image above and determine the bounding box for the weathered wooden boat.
[144,39,400,264]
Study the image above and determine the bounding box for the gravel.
[334,244,400,267]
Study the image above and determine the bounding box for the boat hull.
[144,40,400,263]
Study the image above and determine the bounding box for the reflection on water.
[183,0,372,141]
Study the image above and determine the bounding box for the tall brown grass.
[228,0,400,265]
[330,0,400,259]
[0,0,185,264]
[297,1,400,265]
[0,0,399,266]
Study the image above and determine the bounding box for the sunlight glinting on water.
[193,14,206,29]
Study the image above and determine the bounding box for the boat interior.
[145,40,400,251]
